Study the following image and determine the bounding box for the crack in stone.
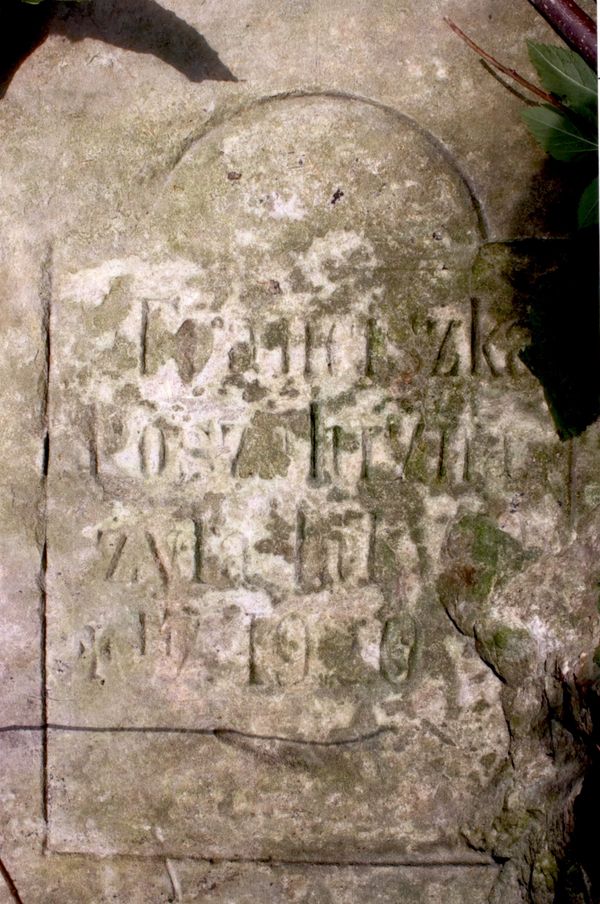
[0,854,24,904]
[2,723,395,748]
[212,725,392,748]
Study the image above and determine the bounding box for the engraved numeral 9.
[249,614,309,687]
[380,615,416,686]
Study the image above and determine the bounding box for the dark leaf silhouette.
[1,0,236,98]
[511,234,600,440]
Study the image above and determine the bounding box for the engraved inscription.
[54,271,565,732]
[47,93,561,860]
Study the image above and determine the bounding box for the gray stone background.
[0,1,598,902]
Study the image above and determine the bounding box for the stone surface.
[0,730,501,903]
[0,1,598,902]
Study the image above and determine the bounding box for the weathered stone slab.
[0,2,597,900]
[43,94,574,862]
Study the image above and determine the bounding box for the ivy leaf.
[521,105,598,161]
[527,42,597,120]
[578,177,599,229]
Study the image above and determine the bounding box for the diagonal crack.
[0,854,24,904]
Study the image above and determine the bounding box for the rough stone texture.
[0,1,598,902]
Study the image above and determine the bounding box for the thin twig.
[444,17,564,110]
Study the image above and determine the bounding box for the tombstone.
[0,4,598,903]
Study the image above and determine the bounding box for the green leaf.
[521,105,598,161]
[527,42,597,119]
[578,178,599,229]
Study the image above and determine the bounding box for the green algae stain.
[235,411,291,479]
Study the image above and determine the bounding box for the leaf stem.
[444,17,564,110]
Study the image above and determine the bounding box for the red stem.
[527,0,597,72]
[445,18,564,109]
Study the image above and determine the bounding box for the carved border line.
[45,850,499,870]
[38,243,53,842]
[159,90,490,243]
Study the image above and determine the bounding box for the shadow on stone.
[505,234,599,441]
[0,1,53,98]
[512,157,594,239]
[504,156,599,901]
[506,160,599,441]
[0,0,236,99]
[554,676,600,903]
